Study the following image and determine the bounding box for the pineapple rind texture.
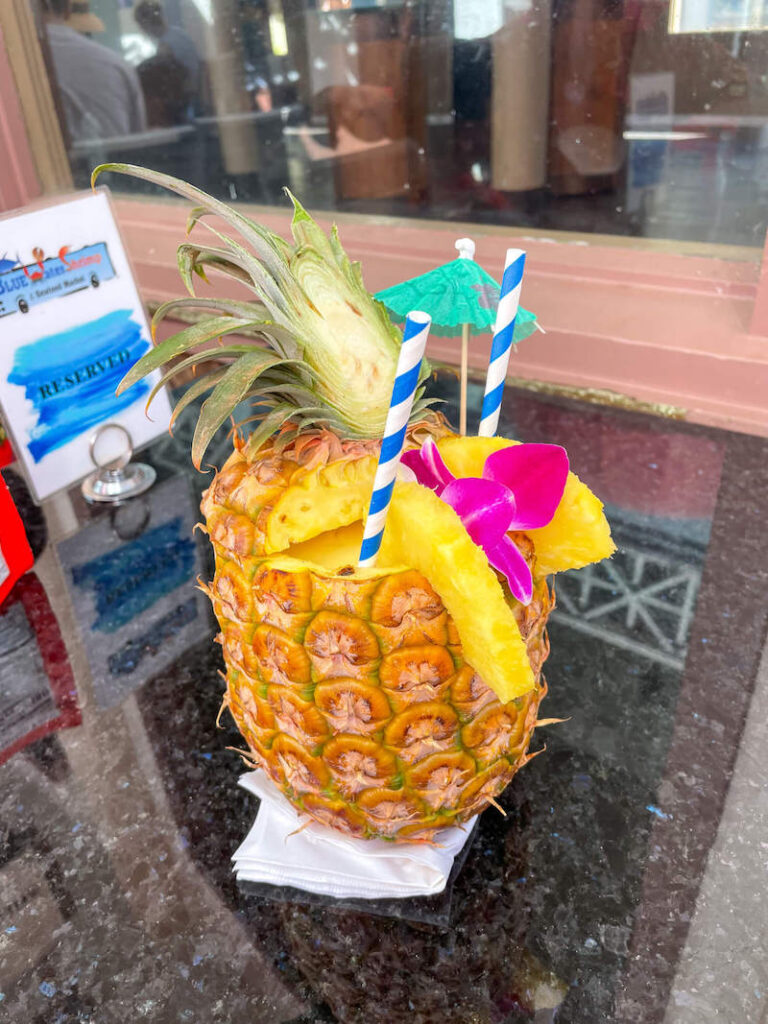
[203,443,552,841]
[220,561,550,841]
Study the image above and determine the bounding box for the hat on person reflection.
[67,1,106,34]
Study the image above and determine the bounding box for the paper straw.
[478,248,526,437]
[359,310,431,567]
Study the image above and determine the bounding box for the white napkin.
[233,772,477,900]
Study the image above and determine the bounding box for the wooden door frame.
[0,0,71,211]
[0,24,42,212]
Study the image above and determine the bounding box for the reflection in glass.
[43,0,147,142]
[41,0,768,247]
[57,474,212,709]
[134,0,203,125]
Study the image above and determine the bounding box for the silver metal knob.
[81,422,156,504]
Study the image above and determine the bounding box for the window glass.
[38,0,768,248]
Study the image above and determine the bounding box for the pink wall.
[0,27,42,213]
[115,195,768,439]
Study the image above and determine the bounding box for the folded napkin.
[233,772,477,900]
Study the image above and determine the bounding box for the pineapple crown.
[91,164,432,468]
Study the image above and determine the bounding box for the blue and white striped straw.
[478,248,527,438]
[359,310,431,567]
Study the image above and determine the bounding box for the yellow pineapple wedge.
[95,163,614,842]
[437,435,616,577]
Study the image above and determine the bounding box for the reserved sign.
[28,344,132,402]
[0,190,170,501]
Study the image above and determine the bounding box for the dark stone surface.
[2,378,768,1023]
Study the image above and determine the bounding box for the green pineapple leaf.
[92,164,432,465]
[117,316,263,395]
[169,369,227,430]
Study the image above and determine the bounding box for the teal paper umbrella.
[375,239,538,434]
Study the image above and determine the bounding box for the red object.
[0,572,81,765]
[0,471,33,604]
[0,436,13,469]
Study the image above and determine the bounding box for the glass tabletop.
[2,371,767,1024]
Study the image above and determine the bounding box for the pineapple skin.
[202,443,552,842]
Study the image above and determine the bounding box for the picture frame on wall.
[0,188,170,502]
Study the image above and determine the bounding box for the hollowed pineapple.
[95,163,614,842]
[200,431,606,841]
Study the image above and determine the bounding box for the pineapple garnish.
[378,481,535,702]
[437,436,615,575]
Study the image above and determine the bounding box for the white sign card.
[0,188,171,502]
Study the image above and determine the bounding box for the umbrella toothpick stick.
[460,321,470,436]
[455,238,475,437]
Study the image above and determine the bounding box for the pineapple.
[95,164,614,842]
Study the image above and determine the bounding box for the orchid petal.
[486,535,534,605]
[400,448,441,492]
[441,477,515,548]
[421,438,455,491]
[483,443,569,531]
[401,437,455,495]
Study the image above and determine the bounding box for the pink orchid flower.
[401,438,569,605]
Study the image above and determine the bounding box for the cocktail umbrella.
[375,239,538,435]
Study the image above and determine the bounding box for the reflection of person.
[134,0,201,120]
[43,0,146,142]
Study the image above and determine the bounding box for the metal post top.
[81,422,156,504]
